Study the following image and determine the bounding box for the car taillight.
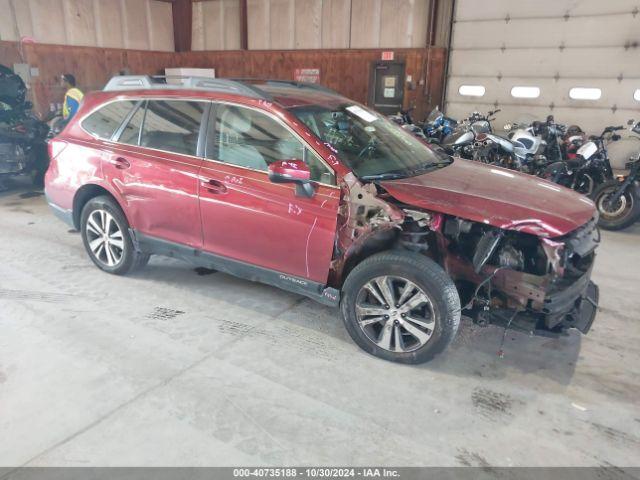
[48,139,68,160]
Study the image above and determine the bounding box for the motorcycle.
[541,125,622,196]
[536,115,566,163]
[388,107,428,140]
[591,120,640,230]
[0,65,50,188]
[423,106,457,143]
[562,124,587,160]
[504,121,549,174]
[440,109,500,158]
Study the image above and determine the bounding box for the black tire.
[593,180,640,231]
[341,250,461,364]
[80,195,149,275]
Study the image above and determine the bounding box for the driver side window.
[210,104,335,185]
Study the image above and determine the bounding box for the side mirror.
[268,159,315,198]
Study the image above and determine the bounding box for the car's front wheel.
[341,250,461,364]
[80,195,149,275]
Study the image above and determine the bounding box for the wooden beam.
[171,0,193,52]
[239,0,248,50]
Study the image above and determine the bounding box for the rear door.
[102,99,207,248]
[198,102,340,283]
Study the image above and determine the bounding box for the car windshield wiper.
[359,172,410,181]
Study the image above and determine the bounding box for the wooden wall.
[0,40,447,122]
[179,48,447,119]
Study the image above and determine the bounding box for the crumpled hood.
[380,159,596,237]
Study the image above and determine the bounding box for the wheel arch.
[72,183,130,230]
[332,228,400,289]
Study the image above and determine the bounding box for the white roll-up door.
[444,0,640,140]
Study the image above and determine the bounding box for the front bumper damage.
[457,216,601,337]
[481,269,599,337]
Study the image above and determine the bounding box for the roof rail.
[231,78,342,97]
[102,75,270,100]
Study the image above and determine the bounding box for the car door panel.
[102,100,206,249]
[102,144,203,248]
[199,160,339,283]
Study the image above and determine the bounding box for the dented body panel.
[45,81,600,336]
[379,158,595,237]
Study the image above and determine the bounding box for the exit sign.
[381,51,394,61]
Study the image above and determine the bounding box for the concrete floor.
[0,179,639,467]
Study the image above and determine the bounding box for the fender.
[71,180,134,230]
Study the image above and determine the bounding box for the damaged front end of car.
[331,176,600,338]
[436,214,600,336]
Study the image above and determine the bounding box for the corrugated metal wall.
[444,0,640,135]
[0,0,174,51]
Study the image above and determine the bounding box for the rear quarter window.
[81,100,138,140]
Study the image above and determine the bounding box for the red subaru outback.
[45,76,600,363]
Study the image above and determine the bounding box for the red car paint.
[380,158,595,237]
[45,83,596,290]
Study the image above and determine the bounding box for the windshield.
[288,103,451,180]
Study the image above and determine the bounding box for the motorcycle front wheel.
[593,180,640,231]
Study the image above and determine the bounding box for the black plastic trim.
[133,231,339,307]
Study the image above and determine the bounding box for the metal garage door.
[444,0,640,159]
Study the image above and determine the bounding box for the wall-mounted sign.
[294,68,320,83]
[381,51,394,61]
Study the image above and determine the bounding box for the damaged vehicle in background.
[0,64,49,188]
[45,76,600,364]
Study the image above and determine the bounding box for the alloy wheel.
[85,209,125,267]
[355,276,435,353]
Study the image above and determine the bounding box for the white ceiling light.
[511,86,540,98]
[569,87,602,100]
[458,85,485,97]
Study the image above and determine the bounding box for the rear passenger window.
[139,100,205,156]
[118,103,145,146]
[81,100,137,140]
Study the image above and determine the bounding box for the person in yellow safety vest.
[61,73,84,121]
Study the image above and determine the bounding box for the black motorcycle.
[540,125,622,196]
[0,64,50,188]
[591,120,640,230]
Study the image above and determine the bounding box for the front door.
[370,61,406,115]
[198,102,340,283]
[102,99,206,248]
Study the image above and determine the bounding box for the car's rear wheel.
[341,250,461,364]
[80,196,149,275]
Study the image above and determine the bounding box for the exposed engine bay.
[331,176,599,337]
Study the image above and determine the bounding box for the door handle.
[113,157,130,170]
[201,178,227,194]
